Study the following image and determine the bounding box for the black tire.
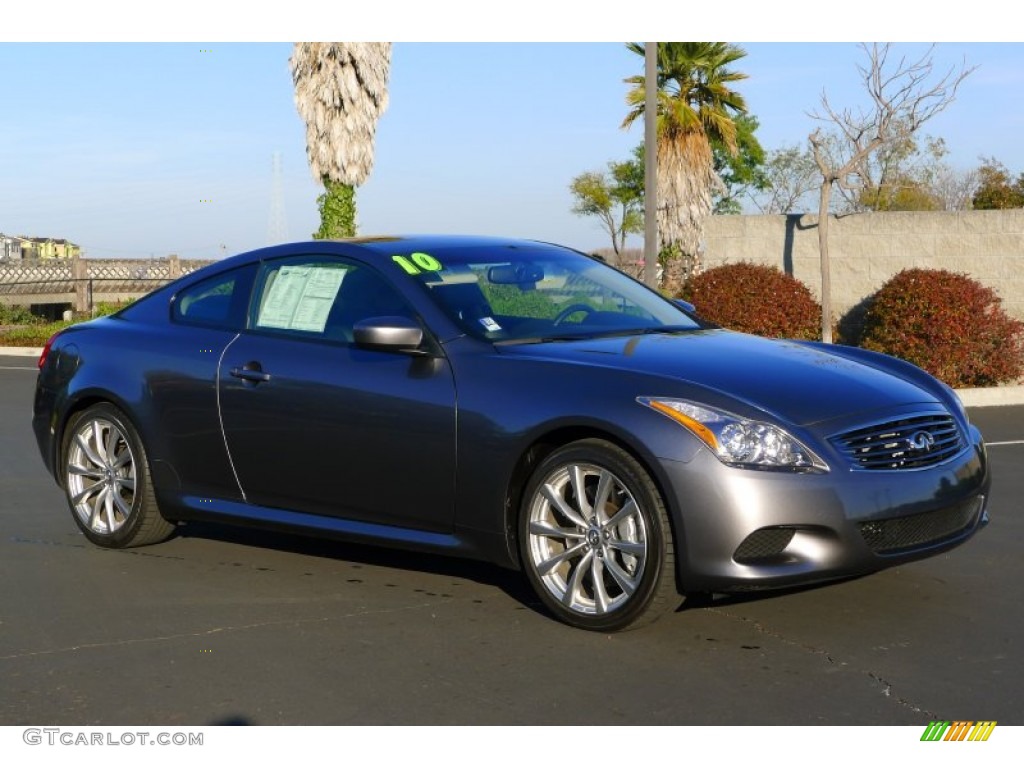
[518,439,679,631]
[61,403,174,548]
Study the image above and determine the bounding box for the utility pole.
[644,42,658,289]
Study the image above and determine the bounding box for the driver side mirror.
[353,316,427,354]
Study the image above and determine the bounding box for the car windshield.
[394,243,701,343]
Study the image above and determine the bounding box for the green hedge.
[858,269,1024,387]
[0,301,129,347]
[682,262,821,340]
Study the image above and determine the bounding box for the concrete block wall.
[703,210,1024,324]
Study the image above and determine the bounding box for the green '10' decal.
[392,252,442,275]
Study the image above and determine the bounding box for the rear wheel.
[62,403,174,548]
[519,439,678,631]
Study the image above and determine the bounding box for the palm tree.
[290,42,392,239]
[622,42,748,293]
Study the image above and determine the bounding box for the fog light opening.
[733,527,797,565]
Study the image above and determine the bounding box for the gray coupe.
[33,236,990,631]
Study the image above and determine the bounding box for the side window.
[172,265,255,330]
[252,257,414,343]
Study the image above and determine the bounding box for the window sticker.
[258,264,346,333]
[479,317,502,332]
[393,252,443,275]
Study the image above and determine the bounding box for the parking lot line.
[986,440,1024,446]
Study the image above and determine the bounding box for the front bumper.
[659,423,990,593]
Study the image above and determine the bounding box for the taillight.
[38,333,59,369]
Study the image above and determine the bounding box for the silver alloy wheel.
[526,462,649,616]
[65,417,137,536]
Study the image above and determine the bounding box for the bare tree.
[929,163,980,211]
[753,144,819,214]
[808,43,974,342]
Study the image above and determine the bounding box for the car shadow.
[174,520,545,617]
[678,574,867,611]
[173,522,860,623]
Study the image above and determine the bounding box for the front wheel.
[518,439,678,631]
[61,403,174,548]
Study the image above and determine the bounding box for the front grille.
[832,412,965,470]
[858,497,982,555]
[734,528,796,564]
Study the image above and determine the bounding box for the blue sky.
[1,34,1020,259]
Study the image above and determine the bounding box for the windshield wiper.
[611,325,698,336]
[553,325,699,340]
[494,326,700,345]
[495,332,596,345]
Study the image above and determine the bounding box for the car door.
[152,263,256,502]
[217,254,458,533]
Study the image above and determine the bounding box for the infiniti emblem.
[907,430,935,452]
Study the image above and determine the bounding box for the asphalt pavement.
[1,355,1022,725]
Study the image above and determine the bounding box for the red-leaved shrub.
[682,262,821,340]
[859,268,1024,387]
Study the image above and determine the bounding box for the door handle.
[229,362,271,383]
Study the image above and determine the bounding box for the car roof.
[244,235,570,260]
[172,236,582,290]
[331,234,570,256]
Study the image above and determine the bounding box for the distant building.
[0,233,30,261]
[17,236,81,260]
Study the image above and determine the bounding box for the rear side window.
[172,265,255,330]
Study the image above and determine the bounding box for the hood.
[498,329,942,426]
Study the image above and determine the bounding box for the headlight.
[638,397,828,472]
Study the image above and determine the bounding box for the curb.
[4,346,1024,407]
[956,386,1024,408]
[1,346,42,358]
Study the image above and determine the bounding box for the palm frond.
[290,42,392,187]
[622,41,750,283]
